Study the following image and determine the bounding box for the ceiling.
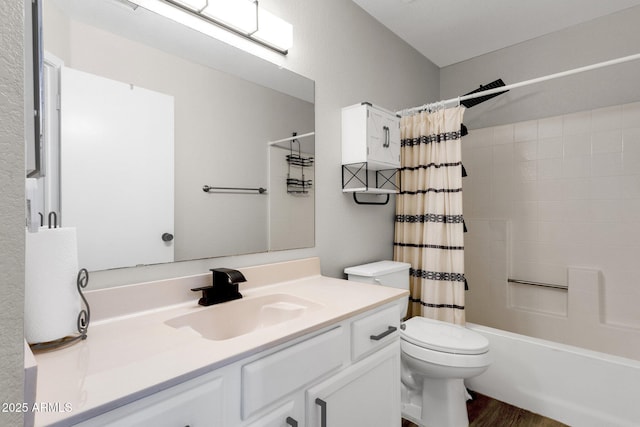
[352,0,640,67]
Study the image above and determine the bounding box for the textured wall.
[0,0,25,425]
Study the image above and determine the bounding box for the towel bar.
[507,278,568,290]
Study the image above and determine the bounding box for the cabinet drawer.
[242,327,345,419]
[75,372,224,426]
[351,305,400,361]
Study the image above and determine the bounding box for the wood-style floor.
[402,391,568,427]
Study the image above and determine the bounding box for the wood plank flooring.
[402,391,568,427]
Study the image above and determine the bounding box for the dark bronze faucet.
[191,268,246,306]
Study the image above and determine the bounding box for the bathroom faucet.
[191,268,246,306]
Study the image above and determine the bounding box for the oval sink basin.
[165,293,323,341]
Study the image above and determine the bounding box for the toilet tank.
[344,261,411,318]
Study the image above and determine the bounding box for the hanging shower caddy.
[285,132,314,194]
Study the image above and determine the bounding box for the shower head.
[461,79,508,108]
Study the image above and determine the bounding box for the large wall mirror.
[35,0,315,272]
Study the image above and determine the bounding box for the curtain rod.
[268,131,315,145]
[398,52,640,116]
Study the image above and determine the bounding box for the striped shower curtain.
[394,106,466,325]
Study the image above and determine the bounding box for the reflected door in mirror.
[60,66,175,271]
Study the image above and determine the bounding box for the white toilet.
[345,261,491,427]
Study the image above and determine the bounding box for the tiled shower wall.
[462,101,640,356]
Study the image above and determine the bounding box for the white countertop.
[33,258,407,426]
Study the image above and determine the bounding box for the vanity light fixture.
[136,0,292,54]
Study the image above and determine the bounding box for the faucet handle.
[210,268,247,286]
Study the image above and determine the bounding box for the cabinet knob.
[285,416,298,426]
[161,232,174,242]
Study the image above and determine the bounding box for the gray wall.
[441,6,640,129]
[85,0,440,287]
[0,0,25,425]
[2,0,437,417]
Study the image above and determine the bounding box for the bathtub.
[466,323,640,427]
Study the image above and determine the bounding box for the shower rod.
[399,52,640,115]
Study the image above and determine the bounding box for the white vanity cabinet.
[341,103,401,170]
[74,370,226,427]
[306,343,400,427]
[72,302,401,427]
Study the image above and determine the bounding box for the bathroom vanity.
[32,258,407,426]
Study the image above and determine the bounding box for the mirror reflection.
[38,0,315,271]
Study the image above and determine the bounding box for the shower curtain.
[394,106,466,325]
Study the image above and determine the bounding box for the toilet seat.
[401,316,489,355]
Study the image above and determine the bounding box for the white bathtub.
[466,323,640,427]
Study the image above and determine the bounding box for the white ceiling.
[352,0,640,67]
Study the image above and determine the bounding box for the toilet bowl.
[400,316,490,427]
[345,261,491,427]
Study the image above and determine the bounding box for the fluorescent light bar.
[170,0,206,10]
[201,0,257,34]
[136,0,292,54]
[253,8,292,51]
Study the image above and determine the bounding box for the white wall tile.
[512,201,538,221]
[514,120,538,142]
[563,178,590,200]
[510,220,538,242]
[537,178,564,201]
[472,147,493,180]
[538,137,563,159]
[622,174,640,199]
[538,158,563,180]
[563,111,591,136]
[493,124,514,145]
[470,127,494,148]
[563,133,591,158]
[492,143,514,168]
[590,176,624,199]
[465,102,639,341]
[514,141,537,161]
[562,156,591,178]
[592,129,622,153]
[512,180,537,201]
[562,199,590,222]
[538,116,563,139]
[516,160,538,182]
[592,152,624,177]
[622,101,640,129]
[538,221,566,244]
[589,199,623,222]
[538,201,563,221]
[621,198,640,222]
[591,105,622,132]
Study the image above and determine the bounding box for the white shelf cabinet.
[341,103,401,170]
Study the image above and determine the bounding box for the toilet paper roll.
[25,227,81,344]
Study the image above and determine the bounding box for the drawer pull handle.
[315,398,327,427]
[285,416,298,427]
[370,326,397,341]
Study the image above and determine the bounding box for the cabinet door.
[75,373,224,427]
[306,342,401,427]
[245,401,302,427]
[367,108,400,169]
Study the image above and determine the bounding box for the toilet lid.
[401,317,489,355]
